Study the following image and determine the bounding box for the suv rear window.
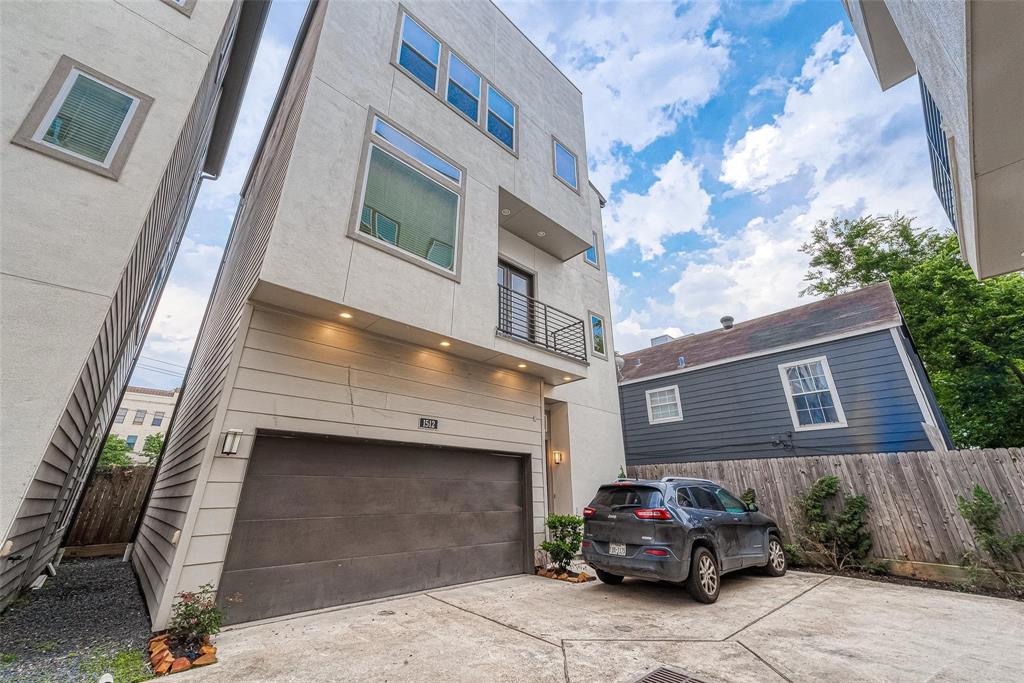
[591,486,663,509]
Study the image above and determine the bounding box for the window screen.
[360,146,459,270]
[783,360,841,426]
[398,14,440,90]
[646,386,681,423]
[447,53,480,121]
[486,85,515,150]
[40,71,136,165]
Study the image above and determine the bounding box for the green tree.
[98,435,133,469]
[800,214,1024,447]
[142,433,164,463]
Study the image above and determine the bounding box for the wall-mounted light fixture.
[553,450,563,464]
[222,428,243,455]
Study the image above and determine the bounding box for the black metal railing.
[497,284,587,362]
[919,77,957,229]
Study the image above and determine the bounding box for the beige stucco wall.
[0,0,233,541]
[108,389,179,453]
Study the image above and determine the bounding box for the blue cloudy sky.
[131,0,950,389]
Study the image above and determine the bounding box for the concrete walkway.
[178,571,1024,682]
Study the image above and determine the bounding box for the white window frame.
[645,385,683,425]
[777,355,848,431]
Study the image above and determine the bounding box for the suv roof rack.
[661,476,715,484]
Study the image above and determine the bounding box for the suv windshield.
[592,486,663,509]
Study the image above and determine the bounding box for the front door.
[497,261,533,341]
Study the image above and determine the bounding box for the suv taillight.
[634,508,671,520]
[583,506,596,518]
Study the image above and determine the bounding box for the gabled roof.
[618,282,902,383]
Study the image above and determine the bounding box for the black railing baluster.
[496,284,587,362]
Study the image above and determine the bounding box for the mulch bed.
[796,566,1023,601]
[0,557,151,682]
[146,633,217,675]
[535,566,596,583]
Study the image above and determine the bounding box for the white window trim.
[645,385,683,425]
[31,68,141,170]
[777,355,848,431]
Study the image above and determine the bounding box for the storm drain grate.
[632,667,708,683]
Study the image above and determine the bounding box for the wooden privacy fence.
[65,466,155,553]
[629,448,1024,572]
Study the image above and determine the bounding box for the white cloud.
[613,22,949,351]
[498,0,730,195]
[603,152,712,260]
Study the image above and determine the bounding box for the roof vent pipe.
[720,315,734,330]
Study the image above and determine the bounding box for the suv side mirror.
[746,502,758,512]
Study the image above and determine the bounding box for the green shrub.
[540,514,584,572]
[789,475,876,571]
[956,484,1024,596]
[98,435,133,469]
[169,583,223,645]
[740,488,756,507]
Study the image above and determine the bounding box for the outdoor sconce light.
[553,450,563,465]
[222,429,243,455]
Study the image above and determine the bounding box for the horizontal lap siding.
[133,4,327,622]
[0,5,239,608]
[620,330,933,465]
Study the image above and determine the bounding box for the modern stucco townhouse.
[0,0,268,608]
[134,0,625,627]
[618,283,954,466]
[842,0,1024,278]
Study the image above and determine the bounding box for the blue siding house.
[618,283,953,465]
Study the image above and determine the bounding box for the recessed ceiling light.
[439,341,451,347]
[501,208,511,216]
[536,231,546,237]
[517,363,527,369]
[563,376,572,381]
[339,312,353,319]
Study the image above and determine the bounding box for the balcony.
[497,284,587,363]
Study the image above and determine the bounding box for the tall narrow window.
[778,357,848,430]
[152,411,165,427]
[589,312,607,357]
[354,115,464,274]
[645,386,683,424]
[13,57,152,179]
[397,13,441,91]
[553,139,578,190]
[133,409,147,425]
[114,407,127,424]
[584,230,599,267]
[446,53,481,122]
[486,85,516,151]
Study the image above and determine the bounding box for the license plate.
[609,542,626,556]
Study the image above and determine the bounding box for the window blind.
[43,73,134,164]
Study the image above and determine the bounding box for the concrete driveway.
[178,571,1024,682]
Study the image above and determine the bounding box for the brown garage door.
[218,433,528,624]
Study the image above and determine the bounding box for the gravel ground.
[0,557,151,682]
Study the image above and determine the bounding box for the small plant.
[617,465,627,479]
[740,488,756,507]
[169,583,223,646]
[956,484,1024,597]
[98,435,133,468]
[142,433,165,464]
[788,475,876,572]
[540,514,584,572]
[81,649,152,683]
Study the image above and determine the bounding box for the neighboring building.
[618,283,953,466]
[842,0,1024,279]
[108,386,181,456]
[0,0,269,608]
[134,0,625,628]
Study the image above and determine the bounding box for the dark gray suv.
[581,477,787,603]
